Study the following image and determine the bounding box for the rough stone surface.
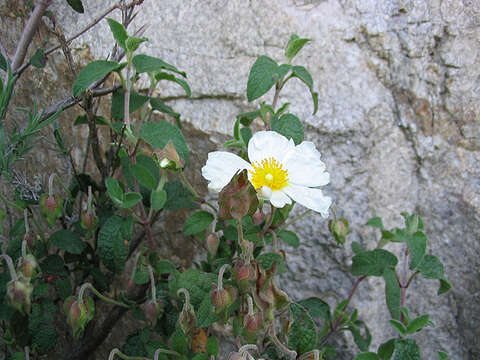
[1,0,479,359]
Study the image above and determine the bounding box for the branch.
[11,0,51,72]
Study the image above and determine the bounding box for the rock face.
[2,0,479,358]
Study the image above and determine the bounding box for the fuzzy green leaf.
[164,181,197,210]
[406,314,430,334]
[383,267,401,320]
[277,230,300,248]
[354,353,380,360]
[133,54,186,77]
[131,163,156,190]
[297,297,330,321]
[378,339,395,360]
[155,72,191,97]
[288,303,317,355]
[107,18,127,49]
[407,232,427,270]
[393,339,420,360]
[150,98,180,121]
[257,252,283,270]
[126,36,148,53]
[139,121,189,162]
[197,296,219,328]
[49,230,84,254]
[29,49,46,68]
[247,56,280,101]
[111,89,149,121]
[121,192,142,209]
[73,60,120,96]
[285,34,311,61]
[207,336,219,356]
[97,215,130,273]
[389,319,407,336]
[271,113,304,145]
[237,110,261,127]
[183,211,214,235]
[351,249,398,276]
[150,189,167,211]
[66,0,84,13]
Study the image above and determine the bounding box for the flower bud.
[144,299,164,327]
[17,254,38,279]
[232,260,257,293]
[210,284,236,314]
[179,304,197,337]
[63,296,76,315]
[218,170,258,220]
[67,297,95,339]
[6,279,33,314]
[157,141,185,171]
[40,194,63,227]
[206,234,220,257]
[243,310,263,342]
[252,211,265,225]
[328,218,349,245]
[81,212,98,231]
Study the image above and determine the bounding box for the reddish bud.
[210,284,236,314]
[17,254,38,279]
[328,218,349,245]
[144,299,164,327]
[158,141,185,170]
[67,297,95,339]
[233,260,257,293]
[6,279,33,314]
[218,170,258,220]
[206,234,220,257]
[81,212,98,231]
[40,194,63,227]
[252,211,265,225]
[243,310,263,342]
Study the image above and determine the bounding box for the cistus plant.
[0,2,451,360]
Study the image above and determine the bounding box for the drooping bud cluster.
[81,211,98,232]
[232,259,257,294]
[218,170,258,220]
[206,233,220,257]
[63,296,95,339]
[17,254,38,279]
[6,279,33,314]
[210,284,236,315]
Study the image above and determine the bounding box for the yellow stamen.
[249,157,289,191]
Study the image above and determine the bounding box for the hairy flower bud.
[66,297,95,339]
[328,218,349,245]
[6,279,33,314]
[206,233,220,257]
[17,254,38,279]
[243,310,263,342]
[81,211,98,231]
[40,194,63,227]
[210,284,236,314]
[218,170,258,220]
[233,260,257,293]
[144,299,164,327]
[157,141,185,170]
[252,211,265,225]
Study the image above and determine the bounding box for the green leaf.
[257,252,283,270]
[122,192,142,209]
[349,320,372,352]
[207,336,219,356]
[438,279,451,295]
[73,60,120,97]
[271,113,304,145]
[133,54,186,77]
[139,121,189,162]
[354,353,379,360]
[131,163,156,190]
[383,268,401,320]
[297,297,330,321]
[277,230,300,248]
[393,339,420,360]
[351,249,398,276]
[170,269,216,307]
[247,56,280,102]
[389,319,407,336]
[196,296,219,328]
[366,217,384,229]
[66,0,84,13]
[407,232,426,270]
[105,178,124,205]
[156,260,176,274]
[29,49,46,68]
[170,328,188,354]
[150,98,180,121]
[417,255,444,279]
[49,229,84,254]
[55,278,72,300]
[237,110,261,127]
[0,51,7,72]
[406,314,430,334]
[41,255,67,276]
[150,189,167,211]
[351,242,365,254]
[437,351,448,360]
[288,303,317,355]
[285,34,311,61]
[164,181,198,210]
[97,215,130,273]
[126,36,148,53]
[32,323,56,354]
[74,114,110,126]
[183,211,214,236]
[111,88,149,120]
[378,339,395,360]
[155,72,191,97]
[107,18,128,49]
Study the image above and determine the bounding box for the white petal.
[283,184,332,218]
[270,190,292,208]
[258,185,273,200]
[248,131,295,164]
[201,151,251,191]
[283,141,330,187]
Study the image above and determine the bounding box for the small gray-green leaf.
[150,98,180,121]
[418,255,444,279]
[107,18,128,49]
[378,339,395,360]
[277,230,300,248]
[406,314,430,334]
[150,189,167,211]
[247,56,279,102]
[29,49,46,68]
[257,252,283,270]
[155,72,191,97]
[366,217,384,229]
[121,192,142,209]
[206,336,219,356]
[351,249,398,276]
[354,353,380,360]
[288,303,317,355]
[292,65,313,89]
[131,163,156,190]
[438,351,448,360]
[407,232,426,270]
[126,36,148,53]
[389,319,407,336]
[49,230,84,254]
[105,178,123,203]
[285,34,311,61]
[393,339,420,360]
[183,211,214,235]
[139,121,189,162]
[383,267,401,320]
[73,60,120,97]
[271,113,304,145]
[297,297,330,321]
[66,0,84,13]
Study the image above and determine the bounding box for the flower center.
[249,157,289,191]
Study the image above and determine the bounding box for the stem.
[260,204,275,236]
[0,254,18,281]
[238,344,258,355]
[405,271,420,288]
[24,346,29,360]
[108,348,151,360]
[179,171,200,198]
[108,349,120,360]
[177,288,191,312]
[400,246,409,322]
[11,0,51,72]
[87,186,93,214]
[217,264,230,290]
[0,193,23,210]
[268,229,278,252]
[124,55,132,129]
[23,209,29,235]
[21,240,27,259]
[48,173,56,197]
[298,350,319,360]
[148,265,156,302]
[268,325,297,360]
[154,348,181,360]
[246,295,254,316]
[79,283,130,308]
[278,209,312,230]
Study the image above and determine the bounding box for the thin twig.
[12,0,51,72]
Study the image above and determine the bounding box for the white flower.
[202,131,332,217]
